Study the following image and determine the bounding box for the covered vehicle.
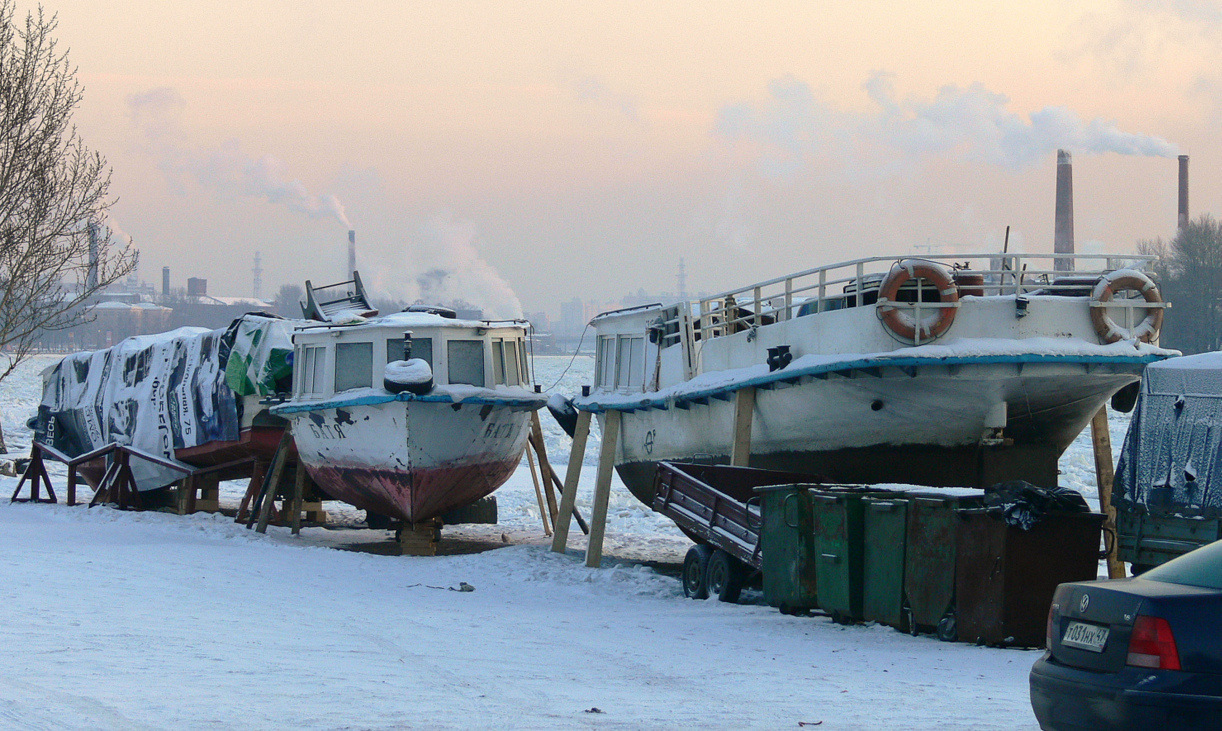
[1114,352,1222,570]
[1029,539,1222,729]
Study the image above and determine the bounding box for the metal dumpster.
[811,486,896,623]
[862,495,908,629]
[757,483,819,613]
[904,491,985,637]
[955,509,1105,647]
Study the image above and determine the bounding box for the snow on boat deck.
[0,354,1125,728]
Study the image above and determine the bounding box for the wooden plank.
[524,438,551,536]
[290,462,307,536]
[1091,406,1126,579]
[552,410,592,553]
[256,432,293,534]
[529,411,561,524]
[235,460,265,523]
[585,408,621,568]
[730,387,756,467]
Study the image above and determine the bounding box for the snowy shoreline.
[0,353,1122,728]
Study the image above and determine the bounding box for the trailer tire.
[706,549,745,604]
[683,544,713,599]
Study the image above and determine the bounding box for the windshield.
[1142,539,1222,590]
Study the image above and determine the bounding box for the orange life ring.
[876,260,959,344]
[1090,269,1163,344]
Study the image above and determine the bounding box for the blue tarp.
[1115,352,1222,518]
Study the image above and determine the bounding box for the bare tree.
[1137,215,1222,354]
[0,1,135,450]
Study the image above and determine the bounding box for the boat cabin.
[290,312,532,401]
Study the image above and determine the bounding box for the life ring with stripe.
[1090,269,1163,344]
[876,260,959,344]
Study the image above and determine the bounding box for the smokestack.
[1053,149,1074,272]
[162,266,170,297]
[1178,154,1190,231]
[86,221,99,291]
[348,229,356,279]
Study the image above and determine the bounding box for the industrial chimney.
[86,221,100,291]
[348,230,356,279]
[1053,149,1074,272]
[162,266,170,297]
[1178,155,1190,231]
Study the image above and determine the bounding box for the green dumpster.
[862,495,908,629]
[756,484,819,613]
[811,487,895,623]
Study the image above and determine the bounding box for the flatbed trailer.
[651,461,819,602]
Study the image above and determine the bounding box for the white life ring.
[1090,269,1163,344]
[876,260,959,344]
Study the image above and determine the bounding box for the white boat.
[564,254,1176,504]
[271,278,545,524]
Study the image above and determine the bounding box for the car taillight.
[1126,615,1181,670]
[1046,602,1060,649]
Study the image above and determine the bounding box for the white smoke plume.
[371,216,523,320]
[718,72,1179,172]
[126,87,350,228]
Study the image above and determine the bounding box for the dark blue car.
[1030,539,1222,729]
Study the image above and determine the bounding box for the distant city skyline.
[46,1,1213,318]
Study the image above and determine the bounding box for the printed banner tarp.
[35,314,297,491]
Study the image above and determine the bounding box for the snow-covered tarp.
[34,314,296,491]
[1115,351,1222,517]
[222,314,295,396]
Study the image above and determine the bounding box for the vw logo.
[1079,594,1090,613]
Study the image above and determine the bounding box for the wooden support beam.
[290,463,307,536]
[256,431,294,534]
[730,386,756,467]
[1091,407,1125,579]
[585,408,621,568]
[552,410,592,553]
[528,411,560,524]
[236,459,266,524]
[176,474,197,515]
[524,439,552,536]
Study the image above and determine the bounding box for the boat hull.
[601,359,1139,504]
[285,399,531,523]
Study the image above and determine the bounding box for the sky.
[38,0,1222,318]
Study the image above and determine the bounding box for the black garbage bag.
[983,481,1089,530]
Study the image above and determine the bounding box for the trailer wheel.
[706,549,745,603]
[682,544,713,599]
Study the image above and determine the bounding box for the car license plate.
[1062,621,1109,652]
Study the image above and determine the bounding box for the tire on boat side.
[683,544,713,599]
[705,548,746,604]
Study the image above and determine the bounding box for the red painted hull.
[305,457,520,524]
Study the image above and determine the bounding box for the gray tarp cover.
[1115,352,1222,518]
[34,315,294,491]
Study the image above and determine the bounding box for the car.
[1029,539,1222,729]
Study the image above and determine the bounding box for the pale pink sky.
[42,0,1220,316]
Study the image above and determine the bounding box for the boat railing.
[654,252,1158,348]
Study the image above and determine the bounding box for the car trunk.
[1050,578,1222,674]
[1049,581,1145,673]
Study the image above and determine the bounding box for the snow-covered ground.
[0,354,1128,729]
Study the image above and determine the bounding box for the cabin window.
[386,337,432,368]
[335,342,373,392]
[616,336,645,390]
[492,339,506,385]
[504,340,520,385]
[596,336,615,387]
[518,341,530,384]
[300,345,327,396]
[447,340,485,386]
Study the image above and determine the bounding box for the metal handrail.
[640,252,1159,347]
